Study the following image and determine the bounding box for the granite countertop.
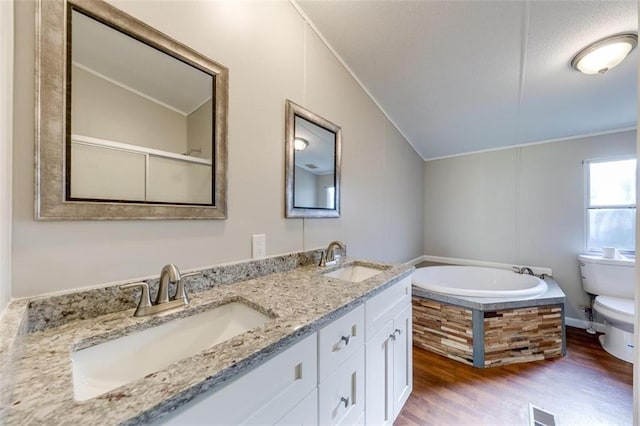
[3,258,413,425]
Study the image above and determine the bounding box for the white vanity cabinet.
[365,276,413,425]
[155,276,412,426]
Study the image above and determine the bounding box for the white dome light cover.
[294,137,309,151]
[571,33,638,75]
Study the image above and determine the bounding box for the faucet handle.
[319,250,328,267]
[120,282,152,317]
[173,272,199,303]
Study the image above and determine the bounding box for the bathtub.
[413,266,548,298]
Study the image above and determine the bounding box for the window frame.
[584,155,636,256]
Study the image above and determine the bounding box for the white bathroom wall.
[424,130,637,319]
[383,121,425,263]
[0,0,13,312]
[12,0,424,297]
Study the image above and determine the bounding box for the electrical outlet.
[252,234,266,259]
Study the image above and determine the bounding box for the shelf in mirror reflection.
[70,135,213,205]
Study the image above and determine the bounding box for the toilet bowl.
[578,254,635,363]
[593,296,634,362]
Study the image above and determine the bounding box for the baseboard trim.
[422,255,553,276]
[565,316,606,333]
[404,256,426,267]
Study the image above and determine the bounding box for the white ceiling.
[296,0,638,160]
[72,10,212,116]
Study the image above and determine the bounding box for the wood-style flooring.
[396,327,633,426]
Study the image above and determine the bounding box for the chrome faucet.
[121,264,198,317]
[512,266,534,275]
[320,241,346,267]
[156,264,180,304]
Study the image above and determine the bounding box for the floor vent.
[529,404,558,426]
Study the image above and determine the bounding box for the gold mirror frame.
[285,100,342,218]
[35,0,228,220]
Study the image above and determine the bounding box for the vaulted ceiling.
[297,1,638,159]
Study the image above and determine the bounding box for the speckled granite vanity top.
[0,254,412,425]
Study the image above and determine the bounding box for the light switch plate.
[252,234,266,259]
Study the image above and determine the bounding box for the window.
[585,158,636,254]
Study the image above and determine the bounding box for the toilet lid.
[595,296,634,317]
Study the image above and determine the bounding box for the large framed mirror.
[35,0,228,220]
[285,100,341,218]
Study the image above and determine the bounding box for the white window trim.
[583,155,636,256]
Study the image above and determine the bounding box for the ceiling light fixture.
[294,137,309,151]
[571,33,637,75]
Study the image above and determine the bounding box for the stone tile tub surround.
[412,277,566,368]
[1,254,411,425]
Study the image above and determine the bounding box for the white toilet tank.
[578,254,635,299]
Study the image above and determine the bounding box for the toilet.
[578,254,635,363]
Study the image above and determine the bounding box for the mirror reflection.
[293,116,336,209]
[69,9,214,205]
[285,100,341,218]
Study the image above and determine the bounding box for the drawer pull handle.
[339,396,350,408]
[340,335,351,346]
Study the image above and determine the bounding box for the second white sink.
[324,265,383,282]
[71,302,273,401]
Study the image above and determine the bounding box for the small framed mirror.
[285,100,342,218]
[35,0,228,220]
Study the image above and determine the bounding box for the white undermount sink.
[71,302,273,401]
[323,264,384,283]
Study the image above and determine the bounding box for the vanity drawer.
[365,276,411,339]
[318,304,365,381]
[318,347,365,426]
[159,333,317,425]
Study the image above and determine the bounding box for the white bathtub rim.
[418,255,553,277]
[413,265,549,299]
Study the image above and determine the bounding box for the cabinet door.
[275,388,318,426]
[364,320,394,426]
[158,333,317,425]
[392,304,413,419]
[365,277,411,340]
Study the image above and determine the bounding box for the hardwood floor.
[396,327,633,426]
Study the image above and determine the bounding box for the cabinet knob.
[389,329,402,341]
[339,396,350,408]
[340,335,351,346]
